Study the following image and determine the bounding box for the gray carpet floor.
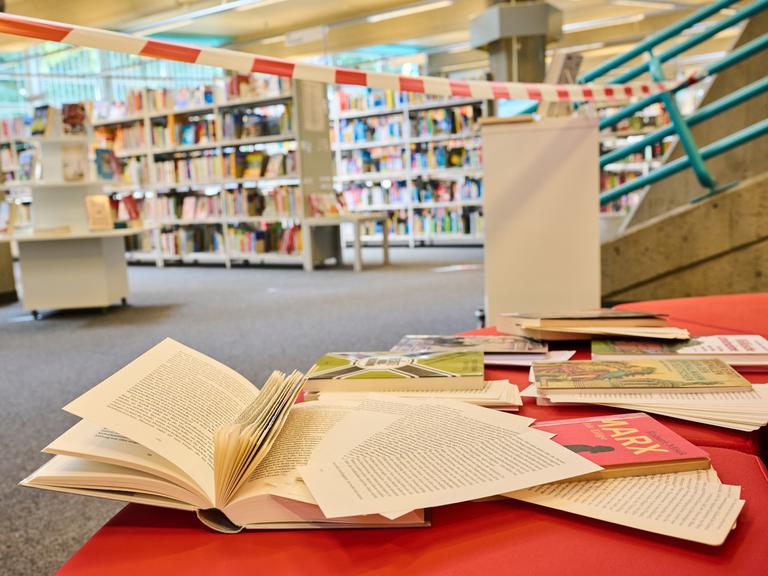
[0,247,483,575]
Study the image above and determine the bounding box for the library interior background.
[1,1,767,574]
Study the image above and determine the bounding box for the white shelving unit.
[330,92,486,247]
[0,131,139,317]
[93,79,341,270]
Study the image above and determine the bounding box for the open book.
[21,339,426,532]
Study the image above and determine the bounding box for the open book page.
[604,406,762,431]
[485,350,576,367]
[225,401,359,515]
[213,370,304,507]
[43,419,208,503]
[21,455,211,509]
[63,338,260,502]
[506,469,744,546]
[301,397,601,518]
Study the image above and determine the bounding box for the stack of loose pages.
[304,379,523,411]
[525,358,768,431]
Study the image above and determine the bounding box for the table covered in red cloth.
[465,293,768,457]
[57,446,768,576]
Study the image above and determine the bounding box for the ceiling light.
[563,13,645,33]
[367,1,454,24]
[260,35,286,44]
[129,0,284,35]
[235,0,288,12]
[613,0,676,10]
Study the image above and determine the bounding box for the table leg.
[381,218,390,266]
[353,220,363,272]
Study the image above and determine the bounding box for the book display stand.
[1,129,140,318]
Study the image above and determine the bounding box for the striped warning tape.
[0,13,687,102]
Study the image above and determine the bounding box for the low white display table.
[304,212,389,272]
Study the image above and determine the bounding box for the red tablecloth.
[466,293,768,457]
[57,446,768,576]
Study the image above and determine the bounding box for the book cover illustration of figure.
[533,359,749,389]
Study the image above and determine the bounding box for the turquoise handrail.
[584,1,768,206]
[599,119,768,205]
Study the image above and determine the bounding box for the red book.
[533,412,710,480]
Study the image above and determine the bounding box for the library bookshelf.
[331,89,486,247]
[91,77,340,270]
[0,127,140,317]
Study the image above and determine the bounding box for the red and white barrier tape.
[0,13,683,102]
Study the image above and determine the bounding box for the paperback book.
[592,335,768,369]
[532,412,710,480]
[497,309,688,341]
[391,334,547,354]
[304,351,485,393]
[532,359,752,393]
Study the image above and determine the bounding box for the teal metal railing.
[577,0,768,206]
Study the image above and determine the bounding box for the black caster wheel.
[121,297,128,306]
[31,310,40,320]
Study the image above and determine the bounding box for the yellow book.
[533,359,752,392]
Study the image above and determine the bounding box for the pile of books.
[525,358,768,431]
[21,339,752,547]
[498,309,690,341]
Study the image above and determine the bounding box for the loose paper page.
[63,339,260,501]
[507,470,744,546]
[227,401,357,507]
[301,397,601,518]
[486,350,576,367]
[44,419,207,502]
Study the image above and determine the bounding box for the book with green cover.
[305,351,484,393]
[533,359,751,392]
[592,335,768,367]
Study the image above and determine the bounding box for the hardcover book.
[62,102,88,135]
[532,359,752,393]
[61,144,88,182]
[305,351,485,393]
[84,195,114,231]
[532,412,710,480]
[592,335,768,368]
[21,339,428,533]
[94,149,117,180]
[391,334,547,355]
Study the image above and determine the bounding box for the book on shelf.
[20,339,428,532]
[84,195,114,231]
[242,151,266,178]
[31,105,61,137]
[304,351,485,393]
[264,153,285,177]
[391,334,547,355]
[532,359,752,394]
[532,412,711,480]
[591,335,768,369]
[61,144,88,182]
[62,102,88,135]
[497,309,689,341]
[117,195,141,222]
[94,149,118,180]
[17,149,39,181]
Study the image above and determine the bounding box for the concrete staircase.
[601,11,768,302]
[602,172,768,302]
